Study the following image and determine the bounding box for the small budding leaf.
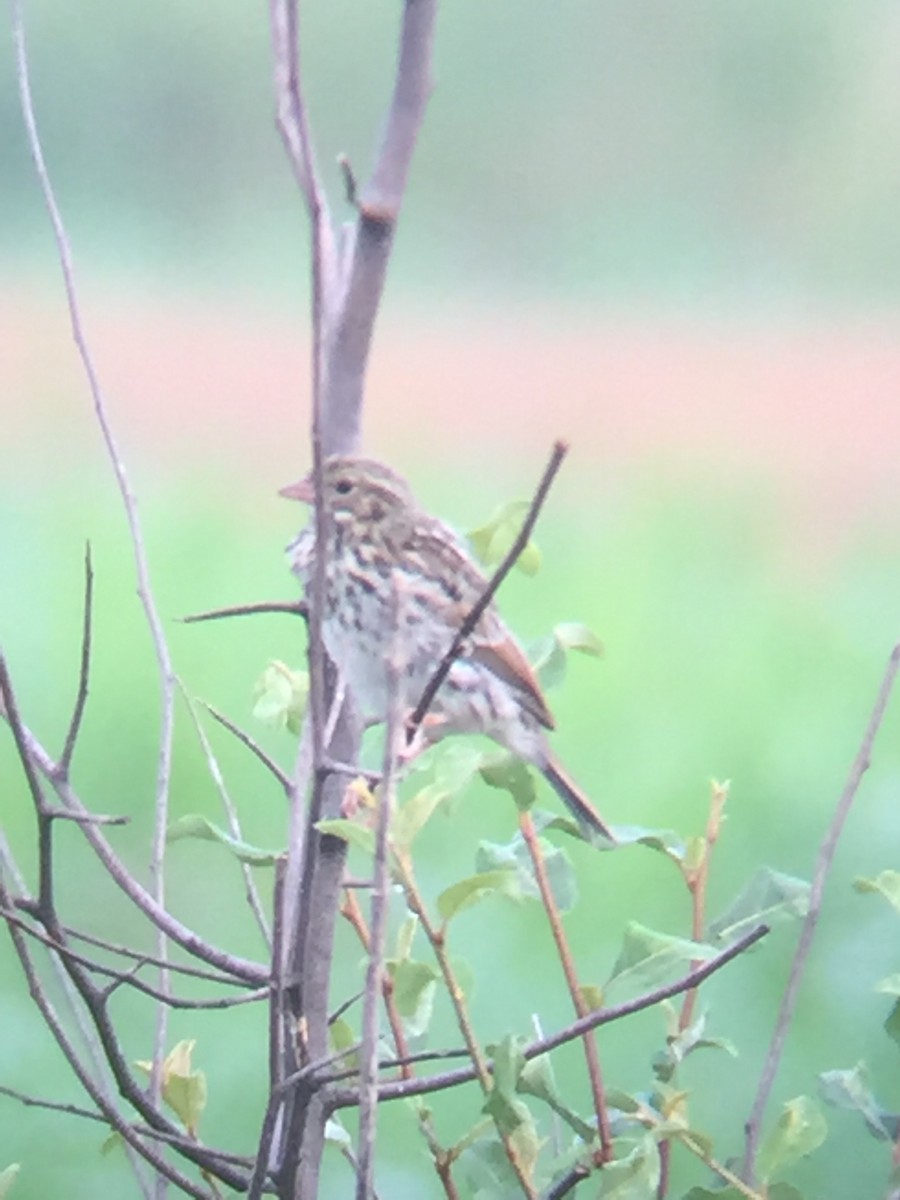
[708,866,810,942]
[437,869,521,923]
[483,1035,531,1136]
[652,1010,737,1082]
[252,660,308,734]
[166,815,281,866]
[757,1095,827,1183]
[0,1166,20,1200]
[606,923,716,997]
[135,1040,206,1137]
[467,499,541,575]
[819,1062,899,1141]
[328,1018,358,1070]
[854,870,900,915]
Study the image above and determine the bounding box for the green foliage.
[467,501,542,576]
[135,1041,206,1138]
[167,813,281,865]
[0,1166,19,1200]
[252,660,308,734]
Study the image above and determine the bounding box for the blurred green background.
[4,1,900,1197]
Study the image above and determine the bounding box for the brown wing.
[406,513,555,730]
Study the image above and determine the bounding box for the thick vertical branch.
[266,3,437,1197]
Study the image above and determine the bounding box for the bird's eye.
[335,479,353,495]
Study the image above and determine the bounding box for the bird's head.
[279,455,414,530]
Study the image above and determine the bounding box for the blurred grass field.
[5,1,900,1195]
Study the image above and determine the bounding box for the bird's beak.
[279,474,314,503]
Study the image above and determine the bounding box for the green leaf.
[100,1132,122,1157]
[391,784,447,851]
[606,923,716,996]
[605,825,687,861]
[591,1134,660,1197]
[478,753,538,812]
[530,621,603,691]
[476,836,578,912]
[388,959,439,1038]
[458,1137,524,1199]
[0,1165,20,1200]
[854,870,900,915]
[314,818,376,856]
[166,814,281,865]
[518,1054,596,1142]
[708,867,810,942]
[483,1036,531,1136]
[329,1018,358,1070]
[885,999,900,1050]
[467,500,541,576]
[437,869,521,923]
[135,1041,206,1136]
[324,1116,352,1148]
[757,1095,827,1183]
[252,660,308,734]
[877,974,900,996]
[652,1009,737,1083]
[818,1062,899,1141]
[394,915,419,962]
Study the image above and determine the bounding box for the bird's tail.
[541,757,615,842]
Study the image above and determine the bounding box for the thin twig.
[742,645,900,1185]
[393,853,538,1197]
[11,0,178,1123]
[408,440,568,738]
[57,543,93,778]
[0,873,234,1196]
[519,811,611,1161]
[0,1084,254,1169]
[331,924,769,1108]
[341,890,412,1079]
[181,599,308,624]
[179,683,272,947]
[357,580,405,1199]
[1,908,267,1010]
[203,702,293,795]
[12,715,266,982]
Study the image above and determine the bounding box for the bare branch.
[8,716,266,983]
[742,644,900,1185]
[181,599,307,624]
[357,580,406,1198]
[179,684,272,947]
[1,909,266,1010]
[325,0,438,451]
[409,440,569,737]
[10,0,179,1126]
[0,871,233,1197]
[331,924,769,1108]
[519,810,611,1161]
[203,702,293,795]
[58,543,94,777]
